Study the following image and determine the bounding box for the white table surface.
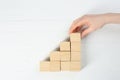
[0,0,120,80]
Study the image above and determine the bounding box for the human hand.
[69,14,108,38]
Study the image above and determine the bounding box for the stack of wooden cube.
[40,33,81,71]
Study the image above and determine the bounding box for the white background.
[0,0,120,80]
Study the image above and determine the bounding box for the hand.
[69,14,108,38]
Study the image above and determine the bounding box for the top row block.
[70,33,81,42]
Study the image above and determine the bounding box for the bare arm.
[105,13,120,24]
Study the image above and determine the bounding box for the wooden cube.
[71,42,80,52]
[40,61,50,71]
[70,33,81,42]
[60,42,70,51]
[70,62,81,71]
[50,51,60,61]
[60,52,70,61]
[61,62,70,71]
[50,61,60,71]
[71,52,80,61]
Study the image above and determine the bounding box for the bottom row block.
[61,62,81,71]
[40,61,50,71]
[61,62,70,71]
[40,61,60,71]
[40,61,81,71]
[70,62,81,71]
[50,62,60,71]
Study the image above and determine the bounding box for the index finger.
[69,19,86,34]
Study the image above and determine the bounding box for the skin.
[69,13,120,38]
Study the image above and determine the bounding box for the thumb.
[81,28,94,38]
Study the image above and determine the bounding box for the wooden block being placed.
[71,52,80,61]
[50,51,60,61]
[71,42,80,52]
[40,61,50,71]
[61,62,70,71]
[60,52,70,61]
[60,42,70,51]
[70,62,81,71]
[50,61,60,71]
[70,33,81,42]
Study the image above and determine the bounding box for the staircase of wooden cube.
[40,33,81,71]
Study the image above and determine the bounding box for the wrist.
[102,13,120,24]
[101,13,113,24]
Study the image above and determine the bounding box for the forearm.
[104,13,120,24]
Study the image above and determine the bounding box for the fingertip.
[68,32,71,34]
[81,30,88,38]
[81,28,94,38]
[69,28,76,34]
[69,27,73,34]
[68,30,72,34]
[81,33,85,38]
[81,34,83,38]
